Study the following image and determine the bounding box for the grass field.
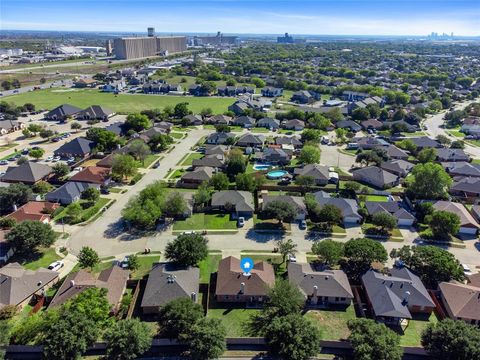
[179,152,203,166]
[305,305,357,340]
[3,88,235,114]
[172,213,237,231]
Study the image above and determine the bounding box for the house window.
[236,295,240,300]
[340,298,346,301]
[225,296,229,300]
[335,297,339,302]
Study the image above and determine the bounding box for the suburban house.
[0,230,13,265]
[205,132,235,145]
[432,201,480,235]
[49,266,129,312]
[256,117,280,130]
[70,166,111,185]
[255,147,291,165]
[291,90,319,104]
[75,105,115,121]
[262,195,307,221]
[261,87,283,97]
[288,262,354,307]
[232,116,256,128]
[45,104,82,121]
[361,119,383,131]
[450,178,480,197]
[380,160,414,178]
[207,114,232,125]
[183,114,203,126]
[180,167,214,185]
[236,133,265,148]
[352,166,400,189]
[210,190,255,219]
[102,81,125,93]
[282,119,305,131]
[228,100,252,115]
[275,136,303,148]
[357,137,389,150]
[215,256,275,304]
[336,120,362,132]
[0,162,52,185]
[314,191,362,224]
[105,122,128,136]
[294,164,330,186]
[362,268,435,325]
[45,181,99,205]
[54,137,96,158]
[382,145,409,160]
[436,148,470,162]
[7,201,59,223]
[0,263,59,310]
[438,279,480,325]
[191,154,225,170]
[205,145,229,156]
[141,263,199,314]
[365,201,415,226]
[410,136,441,150]
[443,162,480,178]
[0,119,25,135]
[73,78,97,88]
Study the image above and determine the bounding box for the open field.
[3,88,235,114]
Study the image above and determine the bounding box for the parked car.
[67,157,75,163]
[287,254,297,262]
[0,160,8,165]
[7,157,15,162]
[237,217,245,228]
[52,156,61,162]
[46,156,53,161]
[299,220,307,230]
[461,264,472,275]
[47,261,64,271]
[120,256,129,269]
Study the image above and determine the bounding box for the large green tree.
[158,298,204,340]
[104,319,153,360]
[111,154,138,181]
[77,246,100,269]
[6,221,56,256]
[264,200,297,224]
[343,238,388,281]
[186,318,227,360]
[0,183,32,215]
[125,113,152,132]
[297,145,321,164]
[311,239,345,266]
[122,181,166,229]
[348,319,402,360]
[428,210,460,239]
[407,163,452,199]
[165,233,208,266]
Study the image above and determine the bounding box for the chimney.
[313,285,318,297]
[13,204,17,211]
[402,291,411,306]
[240,282,245,294]
[191,292,197,302]
[70,280,75,288]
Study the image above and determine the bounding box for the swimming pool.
[253,163,272,171]
[266,170,288,179]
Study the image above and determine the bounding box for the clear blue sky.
[2,0,479,36]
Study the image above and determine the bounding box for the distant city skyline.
[2,0,479,36]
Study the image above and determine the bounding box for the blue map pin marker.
[240,257,253,276]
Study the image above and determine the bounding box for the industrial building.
[193,32,238,46]
[113,27,186,60]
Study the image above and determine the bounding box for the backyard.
[305,305,357,340]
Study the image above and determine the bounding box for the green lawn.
[139,154,160,168]
[3,88,234,114]
[198,253,222,284]
[71,259,114,274]
[446,129,465,138]
[0,143,18,152]
[400,313,438,346]
[241,254,286,277]
[364,195,389,202]
[130,255,161,279]
[472,158,480,164]
[54,198,110,224]
[466,139,480,147]
[169,132,185,139]
[20,248,61,270]
[251,127,270,133]
[179,152,203,166]
[208,307,259,337]
[361,223,403,240]
[167,168,185,179]
[1,150,22,161]
[305,305,357,340]
[172,213,237,231]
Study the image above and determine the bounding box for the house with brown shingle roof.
[0,263,59,310]
[7,201,59,223]
[215,256,275,304]
[49,266,129,312]
[70,166,111,185]
[439,280,480,325]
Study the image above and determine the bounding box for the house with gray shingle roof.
[288,262,353,307]
[180,167,213,185]
[365,201,415,226]
[262,195,307,221]
[256,117,280,130]
[450,177,480,197]
[236,133,265,147]
[313,191,362,224]
[436,148,470,162]
[432,200,479,235]
[45,104,82,121]
[380,159,414,177]
[54,137,95,158]
[294,164,330,185]
[232,116,256,128]
[45,181,99,205]
[352,166,400,189]
[205,132,235,145]
[211,190,254,218]
[141,263,199,314]
[382,145,409,160]
[76,105,115,121]
[191,154,225,170]
[0,162,52,185]
[362,268,435,325]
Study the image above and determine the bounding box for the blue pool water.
[267,170,288,179]
[253,163,272,171]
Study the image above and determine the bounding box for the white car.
[46,156,54,162]
[47,261,64,271]
[287,254,297,262]
[237,217,245,227]
[120,256,130,269]
[52,156,61,162]
[461,264,472,275]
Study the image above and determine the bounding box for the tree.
[348,319,402,360]
[276,238,297,263]
[301,129,322,143]
[86,128,119,152]
[6,221,56,256]
[70,122,82,132]
[186,318,226,360]
[158,298,204,340]
[66,287,111,326]
[32,180,52,195]
[81,187,100,203]
[42,309,98,360]
[451,140,465,149]
[251,77,266,88]
[436,134,451,146]
[163,191,187,218]
[318,204,343,225]
[311,239,345,266]
[297,145,320,164]
[335,128,348,143]
[65,202,83,223]
[352,107,370,121]
[148,134,173,152]
[53,163,70,178]
[194,181,212,207]
[127,140,151,164]
[397,139,417,154]
[428,210,460,239]
[127,254,139,271]
[78,246,100,269]
[415,202,434,223]
[16,156,28,165]
[28,148,44,160]
[389,245,464,288]
[173,102,191,118]
[0,320,11,360]
[104,319,152,360]
[421,319,480,360]
[209,172,229,190]
[165,233,208,266]
[236,173,258,192]
[112,154,138,181]
[343,238,388,280]
[264,200,297,224]
[407,163,452,199]
[125,113,152,132]
[0,183,32,215]
[417,147,437,163]
[371,212,397,232]
[265,313,321,360]
[122,181,166,229]
[0,305,18,320]
[225,148,246,179]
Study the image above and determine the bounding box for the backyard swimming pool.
[253,163,272,171]
[266,170,288,179]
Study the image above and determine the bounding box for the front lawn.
[241,253,286,277]
[250,127,270,133]
[361,223,403,240]
[207,307,259,337]
[130,255,161,279]
[172,213,237,231]
[179,152,203,166]
[253,214,291,231]
[139,154,160,168]
[364,195,389,202]
[54,198,110,224]
[169,132,184,139]
[20,247,61,270]
[305,305,357,340]
[198,253,222,284]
